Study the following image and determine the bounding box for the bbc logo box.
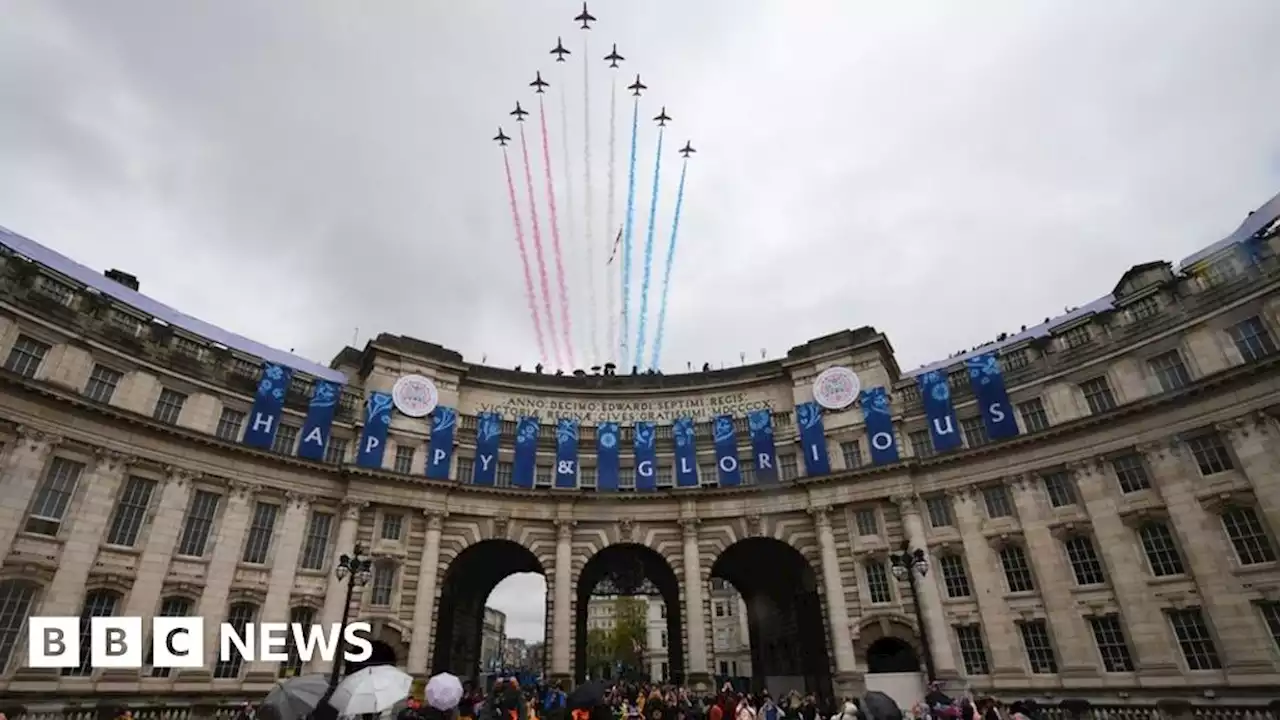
[28,617,205,669]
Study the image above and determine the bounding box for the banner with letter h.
[243,362,292,450]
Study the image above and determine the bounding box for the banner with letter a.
[473,412,501,486]
[297,379,339,461]
[555,418,580,488]
[712,415,742,487]
[673,417,698,488]
[356,391,393,469]
[513,416,540,489]
[633,421,658,491]
[796,401,831,477]
[918,370,962,453]
[425,407,457,479]
[596,421,621,491]
[966,353,1020,441]
[860,387,900,465]
[747,409,778,483]
[243,362,292,450]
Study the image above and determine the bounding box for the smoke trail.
[519,122,563,369]
[605,79,619,365]
[650,159,688,370]
[557,65,576,368]
[633,126,665,369]
[582,33,598,367]
[619,98,640,368]
[538,95,575,369]
[501,148,549,365]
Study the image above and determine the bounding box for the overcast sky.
[3,1,1279,641]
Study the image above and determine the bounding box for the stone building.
[0,196,1278,711]
[481,607,506,673]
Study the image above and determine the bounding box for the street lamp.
[889,544,937,682]
[315,544,373,719]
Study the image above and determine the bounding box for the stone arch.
[858,615,923,673]
[348,619,409,672]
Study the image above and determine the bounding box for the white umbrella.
[425,672,464,711]
[263,674,331,720]
[331,665,414,716]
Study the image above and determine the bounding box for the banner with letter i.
[555,418,580,488]
[633,421,658,491]
[859,387,900,465]
[425,407,457,479]
[513,416,540,488]
[747,409,778,483]
[596,421,621,491]
[356,391,393,469]
[796,401,831,476]
[243,362,293,450]
[712,415,742,487]
[473,412,501,486]
[297,380,339,461]
[966,353,1020,441]
[673,417,698,488]
[918,370,962,453]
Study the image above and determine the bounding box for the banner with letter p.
[355,392,393,469]
[425,407,457,479]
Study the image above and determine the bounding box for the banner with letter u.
[712,415,742,486]
[796,401,831,476]
[747,409,778,483]
[425,407,457,479]
[243,362,292,450]
[673,417,698,488]
[918,370,962,453]
[633,421,658,491]
[356,391,393,469]
[966,353,1020,441]
[596,421,621,491]
[473,412,501,486]
[513,416,540,489]
[859,387,900,465]
[555,418,579,488]
[297,380,339,461]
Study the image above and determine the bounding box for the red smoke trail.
[538,95,576,368]
[501,149,548,365]
[519,122,563,369]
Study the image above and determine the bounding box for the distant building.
[481,607,507,672]
[504,637,530,668]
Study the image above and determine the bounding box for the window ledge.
[1230,560,1278,577]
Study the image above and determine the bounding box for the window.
[854,508,879,537]
[926,496,953,528]
[1221,507,1276,565]
[4,335,50,378]
[1111,454,1151,493]
[714,601,725,618]
[538,466,554,487]
[148,596,192,677]
[1017,398,1050,433]
[153,388,187,425]
[779,454,798,481]
[1167,608,1221,671]
[456,457,474,482]
[698,462,715,484]
[1001,349,1029,371]
[0,580,39,673]
[960,417,988,448]
[1062,325,1091,349]
[213,603,257,678]
[982,485,1013,519]
[83,365,122,403]
[393,445,415,474]
[938,555,971,598]
[1148,350,1191,392]
[1064,535,1106,586]
[299,511,334,570]
[63,589,120,676]
[719,661,728,675]
[1186,434,1233,475]
[177,490,221,557]
[954,625,990,675]
[660,630,668,648]
[281,606,316,677]
[1138,522,1185,576]
[840,441,861,469]
[25,457,85,536]
[1088,615,1135,672]
[659,604,667,618]
[1259,601,1280,652]
[270,424,298,455]
[1018,619,1058,674]
[909,430,935,459]
[1042,471,1077,508]
[1080,376,1117,415]
[105,476,156,547]
[324,437,348,464]
[999,544,1036,592]
[381,513,404,541]
[216,408,246,442]
[370,561,396,607]
[864,560,893,604]
[1228,316,1276,362]
[242,502,280,564]
[1128,296,1159,321]
[497,461,514,487]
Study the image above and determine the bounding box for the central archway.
[432,539,545,678]
[575,543,684,684]
[710,537,832,699]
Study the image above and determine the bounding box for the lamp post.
[316,544,373,718]
[889,544,937,682]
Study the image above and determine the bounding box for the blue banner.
[513,416,540,489]
[297,380,339,461]
[673,417,698,487]
[796,401,831,476]
[555,418,579,488]
[596,421,621,491]
[355,392,393,469]
[747,409,778,484]
[633,421,658,491]
[860,387,900,465]
[243,362,292,450]
[425,407,457,479]
[966,354,1020,441]
[712,415,742,487]
[473,412,501,486]
[918,370,962,453]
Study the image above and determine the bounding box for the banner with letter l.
[673,417,698,488]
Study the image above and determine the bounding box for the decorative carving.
[1197,489,1255,515]
[423,510,447,532]
[493,513,511,539]
[164,465,202,486]
[984,532,1020,552]
[808,506,832,530]
[1215,412,1272,439]
[556,518,576,542]
[1117,505,1169,529]
[1003,473,1033,492]
[617,517,638,543]
[15,425,62,450]
[890,494,919,515]
[284,490,315,509]
[1065,458,1103,477]
[745,513,764,538]
[1047,520,1092,542]
[341,500,368,522]
[680,518,700,540]
[227,479,259,500]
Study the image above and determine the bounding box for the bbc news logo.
[27,617,374,669]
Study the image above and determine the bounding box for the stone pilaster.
[0,427,62,564]
[313,500,365,675]
[810,506,862,696]
[550,518,575,682]
[180,479,255,679]
[893,494,959,679]
[681,518,711,690]
[951,488,1024,676]
[1216,415,1280,537]
[122,467,196,617]
[244,491,312,681]
[409,510,445,676]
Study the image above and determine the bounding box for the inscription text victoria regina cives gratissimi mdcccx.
[468,390,780,424]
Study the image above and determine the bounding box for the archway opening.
[575,543,684,685]
[865,637,920,674]
[346,637,401,675]
[710,537,832,699]
[432,539,546,681]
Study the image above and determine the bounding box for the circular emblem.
[812,366,860,410]
[391,374,439,418]
[601,431,617,449]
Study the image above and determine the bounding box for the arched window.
[148,596,194,678]
[64,589,121,677]
[280,606,316,678]
[370,561,397,607]
[214,603,258,679]
[0,580,40,674]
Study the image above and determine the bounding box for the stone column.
[550,519,575,683]
[1216,415,1280,534]
[245,492,311,681]
[409,510,446,677]
[893,495,959,679]
[951,489,1024,677]
[122,467,196,617]
[810,506,860,693]
[314,500,366,675]
[0,428,62,564]
[181,480,255,678]
[680,518,711,689]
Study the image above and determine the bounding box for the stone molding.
[341,500,369,521]
[423,510,448,531]
[617,517,638,543]
[680,517,700,539]
[16,424,62,449]
[555,518,576,541]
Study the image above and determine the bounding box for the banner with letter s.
[747,409,778,483]
[297,379,339,461]
[712,415,742,487]
[633,421,658,491]
[859,387,900,465]
[513,416,540,488]
[796,401,831,476]
[555,418,579,488]
[966,353,1020,441]
[425,407,457,479]
[596,421,621,491]
[355,391,393,469]
[673,417,698,488]
[473,412,501,486]
[243,362,292,450]
[918,370,962,453]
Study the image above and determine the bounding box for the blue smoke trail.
[650,159,687,370]
[633,127,665,369]
[619,100,640,367]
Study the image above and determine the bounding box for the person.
[760,695,779,720]
[735,695,755,720]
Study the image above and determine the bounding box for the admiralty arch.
[0,193,1279,710]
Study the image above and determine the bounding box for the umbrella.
[861,692,902,720]
[331,665,414,716]
[426,673,464,712]
[567,680,607,710]
[263,674,330,720]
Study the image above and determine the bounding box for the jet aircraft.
[530,72,549,94]
[511,102,528,122]
[575,3,595,29]
[654,107,671,127]
[604,44,624,68]
[628,75,646,97]
[551,38,570,62]
[679,141,695,158]
[494,128,511,147]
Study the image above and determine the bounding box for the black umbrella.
[567,681,607,710]
[861,692,902,720]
